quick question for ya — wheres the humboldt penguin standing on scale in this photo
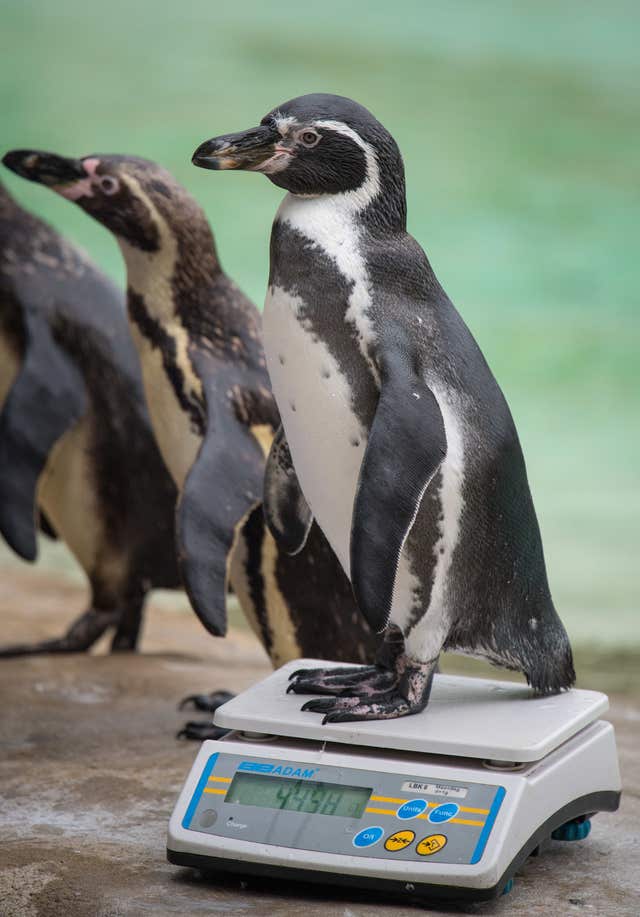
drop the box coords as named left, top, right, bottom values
left=193, top=93, right=575, bottom=722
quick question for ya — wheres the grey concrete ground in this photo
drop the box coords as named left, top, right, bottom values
left=0, top=569, right=638, bottom=916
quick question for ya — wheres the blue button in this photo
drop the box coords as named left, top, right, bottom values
left=352, top=826, right=384, bottom=848
left=396, top=799, right=428, bottom=820
left=429, top=803, right=459, bottom=824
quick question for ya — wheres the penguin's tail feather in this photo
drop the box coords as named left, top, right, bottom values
left=502, top=608, right=576, bottom=695
left=446, top=600, right=576, bottom=695
left=525, top=636, right=576, bottom=695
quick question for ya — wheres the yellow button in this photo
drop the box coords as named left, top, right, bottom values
left=384, top=829, right=416, bottom=852
left=416, top=834, right=447, bottom=856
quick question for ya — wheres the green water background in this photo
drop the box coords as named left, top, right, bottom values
left=1, top=0, right=638, bottom=648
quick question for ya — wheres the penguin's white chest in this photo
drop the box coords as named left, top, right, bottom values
left=263, top=286, right=366, bottom=576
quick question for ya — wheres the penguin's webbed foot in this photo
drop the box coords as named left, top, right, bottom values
left=176, top=689, right=235, bottom=741
left=176, top=722, right=230, bottom=741
left=178, top=689, right=235, bottom=713
left=299, top=657, right=436, bottom=723
left=287, top=625, right=406, bottom=698
left=0, top=608, right=121, bottom=658
left=302, top=692, right=414, bottom=722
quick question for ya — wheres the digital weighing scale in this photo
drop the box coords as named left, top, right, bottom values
left=167, top=661, right=621, bottom=902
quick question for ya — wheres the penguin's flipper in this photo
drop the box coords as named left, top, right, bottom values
left=350, top=339, right=447, bottom=633
left=176, top=403, right=264, bottom=639
left=0, top=313, right=86, bottom=561
left=264, top=424, right=313, bottom=554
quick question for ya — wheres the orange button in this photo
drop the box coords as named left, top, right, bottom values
left=416, top=834, right=447, bottom=856
left=384, top=829, right=415, bottom=852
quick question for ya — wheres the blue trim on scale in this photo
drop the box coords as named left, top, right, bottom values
left=470, top=786, right=506, bottom=865
left=182, top=753, right=219, bottom=829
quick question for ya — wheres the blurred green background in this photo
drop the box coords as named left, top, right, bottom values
left=1, top=0, right=638, bottom=650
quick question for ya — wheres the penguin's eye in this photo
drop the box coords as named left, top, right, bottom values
left=299, top=130, right=320, bottom=148
left=99, top=176, right=120, bottom=195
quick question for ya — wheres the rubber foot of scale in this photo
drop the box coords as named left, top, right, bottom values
left=551, top=818, right=592, bottom=842
left=501, top=877, right=514, bottom=896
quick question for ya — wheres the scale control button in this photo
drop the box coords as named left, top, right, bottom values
left=428, top=803, right=459, bottom=824
left=353, top=826, right=384, bottom=848
left=198, top=809, right=218, bottom=828
left=384, top=829, right=415, bottom=852
left=396, top=799, right=428, bottom=820
left=417, top=834, right=448, bottom=856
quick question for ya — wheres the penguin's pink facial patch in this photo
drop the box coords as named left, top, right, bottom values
left=55, top=157, right=102, bottom=200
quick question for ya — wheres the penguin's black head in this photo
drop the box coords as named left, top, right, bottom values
left=193, top=94, right=405, bottom=218
left=2, top=150, right=199, bottom=253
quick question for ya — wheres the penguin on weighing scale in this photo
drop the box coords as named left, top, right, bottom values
left=192, top=93, right=575, bottom=722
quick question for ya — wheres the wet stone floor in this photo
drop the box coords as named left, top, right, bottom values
left=0, top=569, right=638, bottom=916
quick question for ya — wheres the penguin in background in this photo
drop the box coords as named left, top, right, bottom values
left=3, top=151, right=378, bottom=716
left=192, top=93, right=575, bottom=723
left=0, top=178, right=181, bottom=655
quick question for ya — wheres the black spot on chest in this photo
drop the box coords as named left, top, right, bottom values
left=269, top=221, right=377, bottom=427
left=127, top=289, right=205, bottom=435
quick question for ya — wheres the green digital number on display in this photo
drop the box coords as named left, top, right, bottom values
left=225, top=773, right=372, bottom=818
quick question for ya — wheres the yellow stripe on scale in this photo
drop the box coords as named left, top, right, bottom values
left=365, top=806, right=485, bottom=827
left=203, top=787, right=227, bottom=795
left=416, top=813, right=485, bottom=827
left=208, top=775, right=231, bottom=783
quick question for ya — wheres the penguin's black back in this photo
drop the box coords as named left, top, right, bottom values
left=368, top=232, right=573, bottom=691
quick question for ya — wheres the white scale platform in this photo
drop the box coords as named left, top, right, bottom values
left=214, top=660, right=610, bottom=763
left=168, top=661, right=621, bottom=903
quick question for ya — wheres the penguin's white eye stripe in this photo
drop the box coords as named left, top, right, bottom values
left=274, top=114, right=298, bottom=136
left=311, top=119, right=381, bottom=208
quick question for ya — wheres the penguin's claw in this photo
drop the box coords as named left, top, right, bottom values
left=176, top=721, right=230, bottom=741
left=178, top=689, right=235, bottom=713
left=300, top=697, right=338, bottom=713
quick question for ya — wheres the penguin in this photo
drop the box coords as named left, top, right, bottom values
left=3, top=151, right=379, bottom=684
left=0, top=177, right=180, bottom=655
left=192, top=93, right=576, bottom=722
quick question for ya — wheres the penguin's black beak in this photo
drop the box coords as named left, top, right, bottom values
left=192, top=124, right=280, bottom=172
left=3, top=149, right=86, bottom=187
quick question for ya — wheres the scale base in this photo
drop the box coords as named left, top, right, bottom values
left=168, top=666, right=621, bottom=904
left=168, top=794, right=612, bottom=903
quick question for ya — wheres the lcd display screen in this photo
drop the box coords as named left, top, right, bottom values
left=225, top=772, right=372, bottom=818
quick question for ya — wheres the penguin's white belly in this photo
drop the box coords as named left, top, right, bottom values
left=37, top=415, right=107, bottom=576
left=263, top=286, right=366, bottom=576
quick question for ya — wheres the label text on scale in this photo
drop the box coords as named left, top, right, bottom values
left=401, top=781, right=468, bottom=799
